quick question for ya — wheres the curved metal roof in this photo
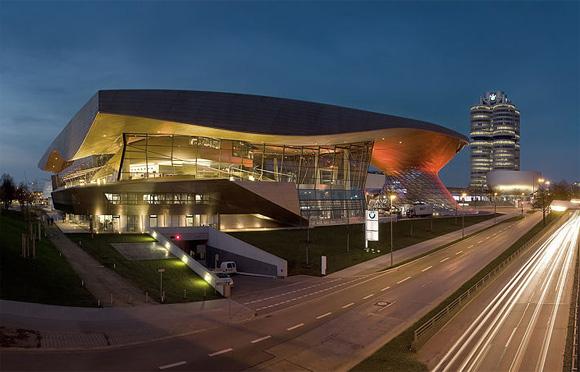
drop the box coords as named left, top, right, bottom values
left=38, top=90, right=468, bottom=172
left=97, top=90, right=466, bottom=138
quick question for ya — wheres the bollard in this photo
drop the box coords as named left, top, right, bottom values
left=81, top=280, right=84, bottom=287
left=113, top=263, right=116, bottom=269
left=145, top=291, right=149, bottom=303
left=97, top=299, right=101, bottom=307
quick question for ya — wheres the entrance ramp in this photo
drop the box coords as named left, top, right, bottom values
left=153, top=227, right=288, bottom=279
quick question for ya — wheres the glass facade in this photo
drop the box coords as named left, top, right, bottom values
left=55, top=133, right=373, bottom=223
left=470, top=91, right=520, bottom=191
left=368, top=168, right=456, bottom=212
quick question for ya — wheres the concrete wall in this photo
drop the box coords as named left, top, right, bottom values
left=150, top=228, right=225, bottom=296
left=155, top=226, right=287, bottom=278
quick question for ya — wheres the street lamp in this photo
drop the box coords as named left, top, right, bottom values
left=461, top=193, right=466, bottom=238
left=158, top=268, right=165, bottom=303
left=389, top=194, right=396, bottom=267
left=493, top=192, right=498, bottom=225
left=521, top=192, right=525, bottom=216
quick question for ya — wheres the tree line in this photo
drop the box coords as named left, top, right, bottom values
left=0, top=173, right=35, bottom=210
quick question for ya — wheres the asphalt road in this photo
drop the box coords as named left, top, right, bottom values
left=425, top=211, right=579, bottom=372
left=1, top=213, right=542, bottom=371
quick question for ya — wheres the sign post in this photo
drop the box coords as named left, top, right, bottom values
left=365, top=210, right=379, bottom=251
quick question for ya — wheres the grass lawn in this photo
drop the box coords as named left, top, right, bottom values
left=0, top=210, right=96, bottom=307
left=352, top=211, right=558, bottom=371
left=231, top=214, right=498, bottom=276
left=67, top=233, right=221, bottom=303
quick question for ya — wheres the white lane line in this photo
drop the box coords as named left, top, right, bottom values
left=397, top=276, right=411, bottom=284
left=485, top=236, right=490, bottom=240
left=421, top=266, right=433, bottom=272
left=159, top=361, right=187, bottom=370
left=287, top=323, right=304, bottom=331
left=380, top=286, right=391, bottom=292
left=468, top=244, right=474, bottom=249
left=363, top=294, right=374, bottom=300
left=377, top=300, right=397, bottom=312
left=342, top=302, right=355, bottom=309
left=208, top=348, right=233, bottom=357
left=251, top=335, right=271, bottom=344
left=440, top=257, right=450, bottom=263
left=456, top=250, right=463, bottom=255
left=316, top=312, right=332, bottom=319
left=505, top=327, right=518, bottom=348
left=477, top=240, right=484, bottom=244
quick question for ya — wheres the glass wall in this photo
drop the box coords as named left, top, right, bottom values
left=115, top=134, right=372, bottom=222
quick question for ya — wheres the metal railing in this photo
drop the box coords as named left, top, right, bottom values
left=571, top=235, right=580, bottom=372
left=412, top=217, right=557, bottom=349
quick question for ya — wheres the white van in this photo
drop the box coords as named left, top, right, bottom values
left=219, top=261, right=237, bottom=274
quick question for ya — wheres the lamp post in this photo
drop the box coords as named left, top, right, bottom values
left=461, top=193, right=466, bottom=238
left=521, top=192, right=525, bottom=216
left=494, top=192, right=498, bottom=225
left=389, top=194, right=396, bottom=267
left=158, top=268, right=165, bottom=303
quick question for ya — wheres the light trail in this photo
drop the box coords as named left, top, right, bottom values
left=433, top=212, right=580, bottom=372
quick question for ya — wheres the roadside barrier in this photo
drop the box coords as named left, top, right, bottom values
left=571, top=235, right=580, bottom=372
left=412, top=214, right=560, bottom=349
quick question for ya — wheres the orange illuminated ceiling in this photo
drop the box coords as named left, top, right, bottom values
left=40, top=113, right=466, bottom=174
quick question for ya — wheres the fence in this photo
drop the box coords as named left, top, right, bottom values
left=412, top=216, right=558, bottom=349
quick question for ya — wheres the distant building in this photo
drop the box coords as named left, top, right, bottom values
left=486, top=170, right=541, bottom=195
left=469, top=91, right=520, bottom=191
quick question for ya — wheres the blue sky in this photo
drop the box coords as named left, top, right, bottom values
left=0, top=1, right=578, bottom=186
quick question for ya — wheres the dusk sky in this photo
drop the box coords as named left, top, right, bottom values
left=0, top=1, right=578, bottom=187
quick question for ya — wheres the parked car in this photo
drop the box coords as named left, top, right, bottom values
left=217, top=261, right=237, bottom=274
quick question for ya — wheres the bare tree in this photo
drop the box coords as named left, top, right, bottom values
left=0, top=173, right=16, bottom=210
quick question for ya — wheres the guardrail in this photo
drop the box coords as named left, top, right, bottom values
left=571, top=235, right=580, bottom=372
left=412, top=216, right=557, bottom=349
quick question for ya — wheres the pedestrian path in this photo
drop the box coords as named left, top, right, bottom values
left=48, top=225, right=151, bottom=306
left=0, top=298, right=253, bottom=350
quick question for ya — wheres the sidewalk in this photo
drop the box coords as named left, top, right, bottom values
left=329, top=212, right=517, bottom=278
left=48, top=224, right=151, bottom=306
left=0, top=298, right=254, bottom=350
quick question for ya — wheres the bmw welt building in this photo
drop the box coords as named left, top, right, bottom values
left=39, top=90, right=467, bottom=232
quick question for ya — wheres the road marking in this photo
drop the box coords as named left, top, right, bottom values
left=421, top=266, right=432, bottom=272
left=380, top=286, right=391, bottom=292
left=287, top=323, right=304, bottom=331
left=159, top=361, right=187, bottom=370
left=440, top=257, right=449, bottom=263
left=251, top=335, right=271, bottom=344
left=363, top=294, right=374, bottom=300
left=377, top=300, right=397, bottom=312
left=468, top=244, right=474, bottom=249
left=342, top=302, right=355, bottom=309
left=455, top=250, right=463, bottom=255
left=505, top=327, right=518, bottom=348
left=477, top=240, right=483, bottom=244
left=485, top=236, right=490, bottom=240
left=316, top=312, right=332, bottom=319
left=208, top=348, right=233, bottom=357
left=397, top=276, right=411, bottom=284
